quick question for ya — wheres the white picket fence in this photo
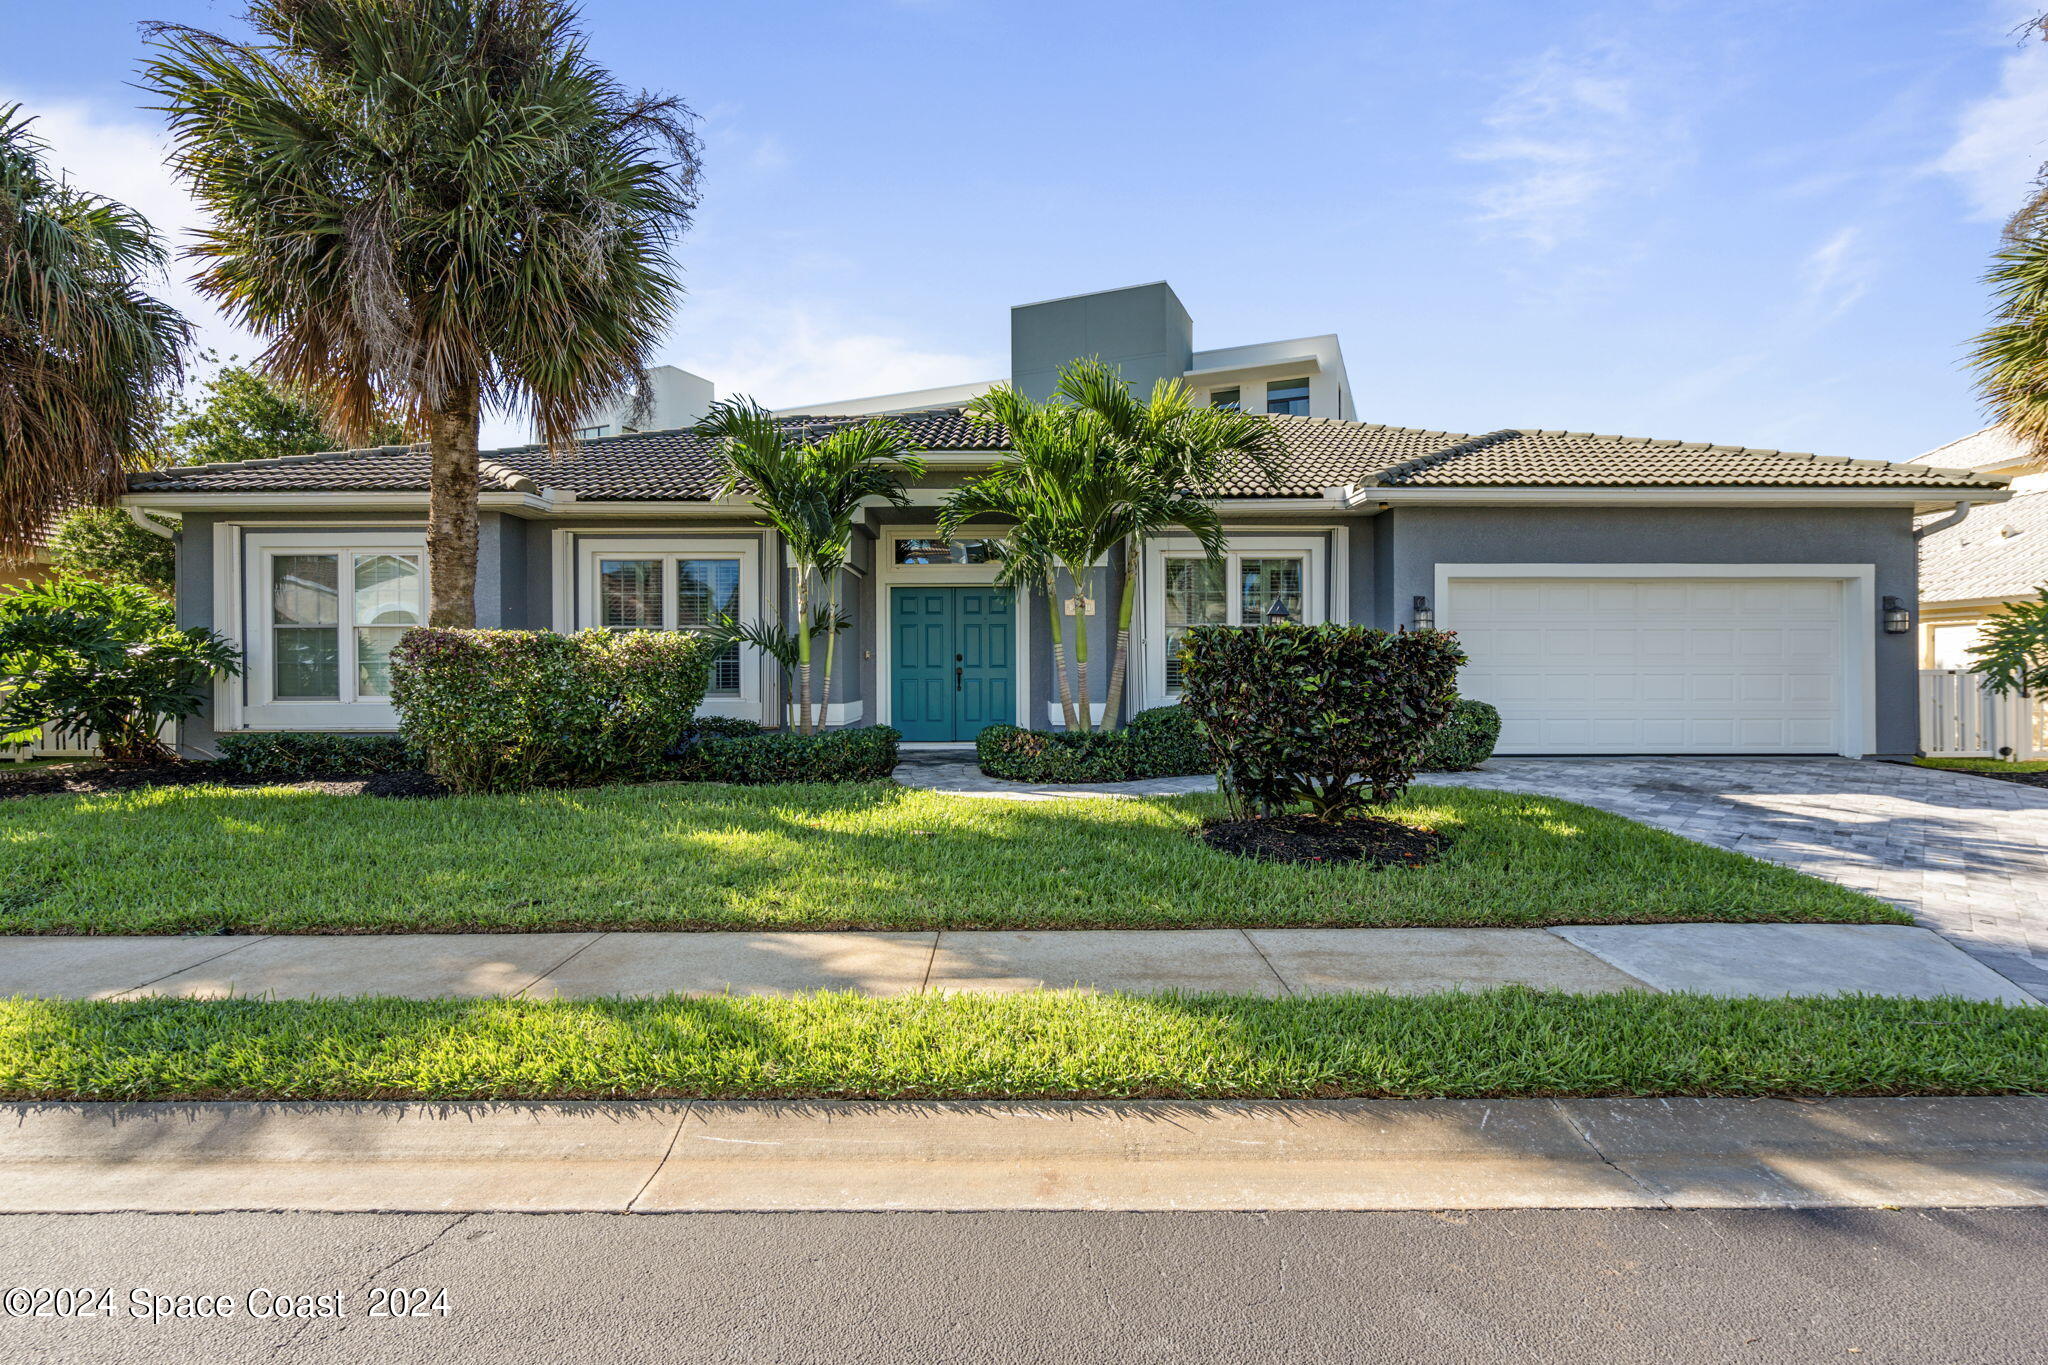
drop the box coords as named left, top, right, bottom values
left=1, top=730, right=100, bottom=761
left=1919, top=669, right=2045, bottom=760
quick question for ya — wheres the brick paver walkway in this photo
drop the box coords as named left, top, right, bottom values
left=1421, top=759, right=2048, bottom=1001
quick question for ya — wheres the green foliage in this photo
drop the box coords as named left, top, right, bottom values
left=974, top=707, right=1214, bottom=783
left=149, top=362, right=403, bottom=467
left=45, top=508, right=179, bottom=595
left=388, top=627, right=711, bottom=793
left=1969, top=590, right=2048, bottom=697
left=0, top=574, right=239, bottom=762
left=681, top=717, right=766, bottom=741
left=1179, top=623, right=1466, bottom=820
left=1417, top=698, right=1502, bottom=773
left=216, top=731, right=412, bottom=779
left=670, top=725, right=900, bottom=785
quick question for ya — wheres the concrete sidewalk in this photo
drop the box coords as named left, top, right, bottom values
left=1, top=922, right=2036, bottom=1003
left=5, top=1097, right=2047, bottom=1212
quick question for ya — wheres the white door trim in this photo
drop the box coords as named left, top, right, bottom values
left=1432, top=562, right=1878, bottom=759
left=873, top=526, right=1032, bottom=731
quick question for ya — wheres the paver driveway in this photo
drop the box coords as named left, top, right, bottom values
left=1420, top=759, right=2048, bottom=1002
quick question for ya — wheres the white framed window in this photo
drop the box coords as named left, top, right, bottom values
left=242, top=530, right=426, bottom=729
left=575, top=537, right=760, bottom=715
left=1142, top=534, right=1326, bottom=707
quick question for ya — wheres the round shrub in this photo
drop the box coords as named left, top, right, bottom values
left=670, top=725, right=899, bottom=784
left=1125, top=705, right=1211, bottom=778
left=1418, top=698, right=1501, bottom=772
left=976, top=725, right=1133, bottom=783
left=218, top=732, right=413, bottom=778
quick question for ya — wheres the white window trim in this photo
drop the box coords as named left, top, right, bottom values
left=240, top=529, right=427, bottom=731
left=571, top=535, right=763, bottom=721
left=873, top=526, right=1033, bottom=730
left=1432, top=562, right=1879, bottom=760
left=1139, top=533, right=1330, bottom=711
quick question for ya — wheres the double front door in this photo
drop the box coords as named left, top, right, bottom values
left=891, top=587, right=1016, bottom=741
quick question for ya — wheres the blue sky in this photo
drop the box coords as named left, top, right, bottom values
left=6, top=0, right=2047, bottom=458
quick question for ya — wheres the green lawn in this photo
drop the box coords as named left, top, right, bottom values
left=1916, top=757, right=2048, bottom=774
left=1, top=989, right=2038, bottom=1101
left=0, top=780, right=1900, bottom=934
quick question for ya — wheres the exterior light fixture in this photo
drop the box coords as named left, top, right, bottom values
left=1412, top=596, right=1434, bottom=631
left=1266, top=595, right=1294, bottom=625
left=1882, top=596, right=1911, bottom=635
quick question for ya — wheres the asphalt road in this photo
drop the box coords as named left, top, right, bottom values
left=2, top=1208, right=2045, bottom=1363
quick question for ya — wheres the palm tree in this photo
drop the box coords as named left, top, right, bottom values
left=701, top=401, right=925, bottom=734
left=1970, top=235, right=2048, bottom=456
left=0, top=106, right=188, bottom=559
left=143, top=0, right=701, bottom=626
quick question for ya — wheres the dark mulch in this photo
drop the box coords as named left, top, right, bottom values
left=0, top=760, right=446, bottom=802
left=1947, top=768, right=2048, bottom=791
left=1195, top=812, right=1450, bottom=867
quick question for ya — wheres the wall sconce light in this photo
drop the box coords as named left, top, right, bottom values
left=1266, top=595, right=1294, bottom=625
left=1882, top=596, right=1911, bottom=635
left=1412, top=595, right=1434, bottom=631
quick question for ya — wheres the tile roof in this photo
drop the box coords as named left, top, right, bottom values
left=1919, top=488, right=2048, bottom=604
left=128, top=410, right=2006, bottom=501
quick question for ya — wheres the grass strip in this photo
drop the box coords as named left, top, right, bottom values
left=0, top=783, right=1901, bottom=934
left=1915, top=757, right=2048, bottom=775
left=1, top=988, right=2039, bottom=1102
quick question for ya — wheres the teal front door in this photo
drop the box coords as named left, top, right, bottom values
left=891, top=586, right=1016, bottom=741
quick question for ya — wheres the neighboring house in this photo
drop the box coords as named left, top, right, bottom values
left=557, top=364, right=717, bottom=441
left=1910, top=426, right=2048, bottom=667
left=125, top=280, right=2005, bottom=760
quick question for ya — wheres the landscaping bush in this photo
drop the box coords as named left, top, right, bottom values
left=388, top=628, right=712, bottom=793
left=977, top=706, right=1214, bottom=783
left=670, top=725, right=899, bottom=784
left=1418, top=698, right=1501, bottom=772
left=0, top=575, right=240, bottom=763
left=217, top=732, right=414, bottom=779
left=679, top=716, right=765, bottom=741
left=1178, top=623, right=1465, bottom=820
left=1126, top=704, right=1211, bottom=778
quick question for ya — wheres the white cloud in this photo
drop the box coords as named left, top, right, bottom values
left=1463, top=44, right=1674, bottom=252
left=1795, top=225, right=1874, bottom=326
left=679, top=300, right=993, bottom=408
left=1936, top=32, right=2048, bottom=220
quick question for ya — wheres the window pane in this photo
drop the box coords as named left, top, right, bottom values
left=1210, top=388, right=1240, bottom=411
left=355, top=627, right=409, bottom=697
left=708, top=643, right=742, bottom=695
left=895, top=537, right=993, bottom=565
left=676, top=559, right=741, bottom=628
left=275, top=627, right=340, bottom=699
left=353, top=554, right=421, bottom=626
left=599, top=559, right=663, bottom=629
left=1241, top=558, right=1304, bottom=625
left=272, top=555, right=339, bottom=626
left=1163, top=558, right=1226, bottom=690
left=1265, top=378, right=1311, bottom=416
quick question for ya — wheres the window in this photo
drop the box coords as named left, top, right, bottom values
left=1146, top=536, right=1325, bottom=703
left=895, top=537, right=994, bottom=566
left=1266, top=378, right=1311, bottom=416
left=592, top=555, right=742, bottom=694
left=245, top=533, right=426, bottom=724
left=573, top=424, right=610, bottom=440
left=1210, top=387, right=1240, bottom=411
left=1162, top=559, right=1225, bottom=690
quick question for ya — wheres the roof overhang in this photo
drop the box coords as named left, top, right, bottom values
left=1183, top=355, right=1322, bottom=383
left=1341, top=484, right=2012, bottom=514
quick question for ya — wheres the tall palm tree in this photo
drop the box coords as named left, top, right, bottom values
left=701, top=400, right=925, bottom=734
left=143, top=0, right=701, bottom=626
left=0, top=106, right=188, bottom=559
left=1972, top=235, right=2048, bottom=456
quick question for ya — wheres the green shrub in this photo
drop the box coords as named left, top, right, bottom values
left=217, top=732, right=414, bottom=778
left=1418, top=698, right=1501, bottom=772
left=1126, top=704, right=1211, bottom=778
left=976, top=725, right=1131, bottom=782
left=46, top=508, right=180, bottom=596
left=681, top=716, right=765, bottom=741
left=0, top=575, right=240, bottom=763
left=670, top=725, right=899, bottom=784
left=388, top=628, right=711, bottom=793
left=1179, top=623, right=1465, bottom=820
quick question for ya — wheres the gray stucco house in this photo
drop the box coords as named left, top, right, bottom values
left=125, top=282, right=2006, bottom=760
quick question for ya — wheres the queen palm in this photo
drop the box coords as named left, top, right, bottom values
left=701, top=400, right=924, bottom=734
left=143, top=0, right=701, bottom=625
left=0, top=106, right=188, bottom=558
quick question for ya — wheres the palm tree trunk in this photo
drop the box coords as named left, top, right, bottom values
left=815, top=573, right=836, bottom=732
left=794, top=572, right=814, bottom=736
left=1100, top=544, right=1136, bottom=732
left=1046, top=574, right=1077, bottom=731
left=425, top=378, right=481, bottom=628
left=1071, top=571, right=1093, bottom=733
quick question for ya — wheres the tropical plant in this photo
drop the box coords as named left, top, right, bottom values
left=0, top=575, right=239, bottom=763
left=144, top=0, right=701, bottom=626
left=150, top=358, right=406, bottom=468
left=700, top=401, right=925, bottom=733
left=1969, top=237, right=2048, bottom=455
left=46, top=507, right=179, bottom=595
left=0, top=105, right=188, bottom=559
left=1969, top=589, right=2048, bottom=698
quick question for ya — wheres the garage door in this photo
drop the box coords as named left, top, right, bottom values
left=1446, top=576, right=1846, bottom=755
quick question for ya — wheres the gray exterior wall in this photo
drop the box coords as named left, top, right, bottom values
left=1011, top=282, right=1193, bottom=401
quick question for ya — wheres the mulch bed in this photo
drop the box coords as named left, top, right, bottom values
left=1938, top=767, right=2048, bottom=791
left=1195, top=812, right=1450, bottom=867
left=0, top=761, right=447, bottom=802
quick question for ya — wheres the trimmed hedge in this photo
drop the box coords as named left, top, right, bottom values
left=1179, top=623, right=1465, bottom=819
left=1419, top=698, right=1501, bottom=772
left=217, top=732, right=413, bottom=779
left=976, top=706, right=1215, bottom=783
left=670, top=725, right=900, bottom=785
left=389, top=628, right=713, bottom=793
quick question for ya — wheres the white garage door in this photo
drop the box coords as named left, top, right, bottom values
left=1447, top=576, right=1846, bottom=755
